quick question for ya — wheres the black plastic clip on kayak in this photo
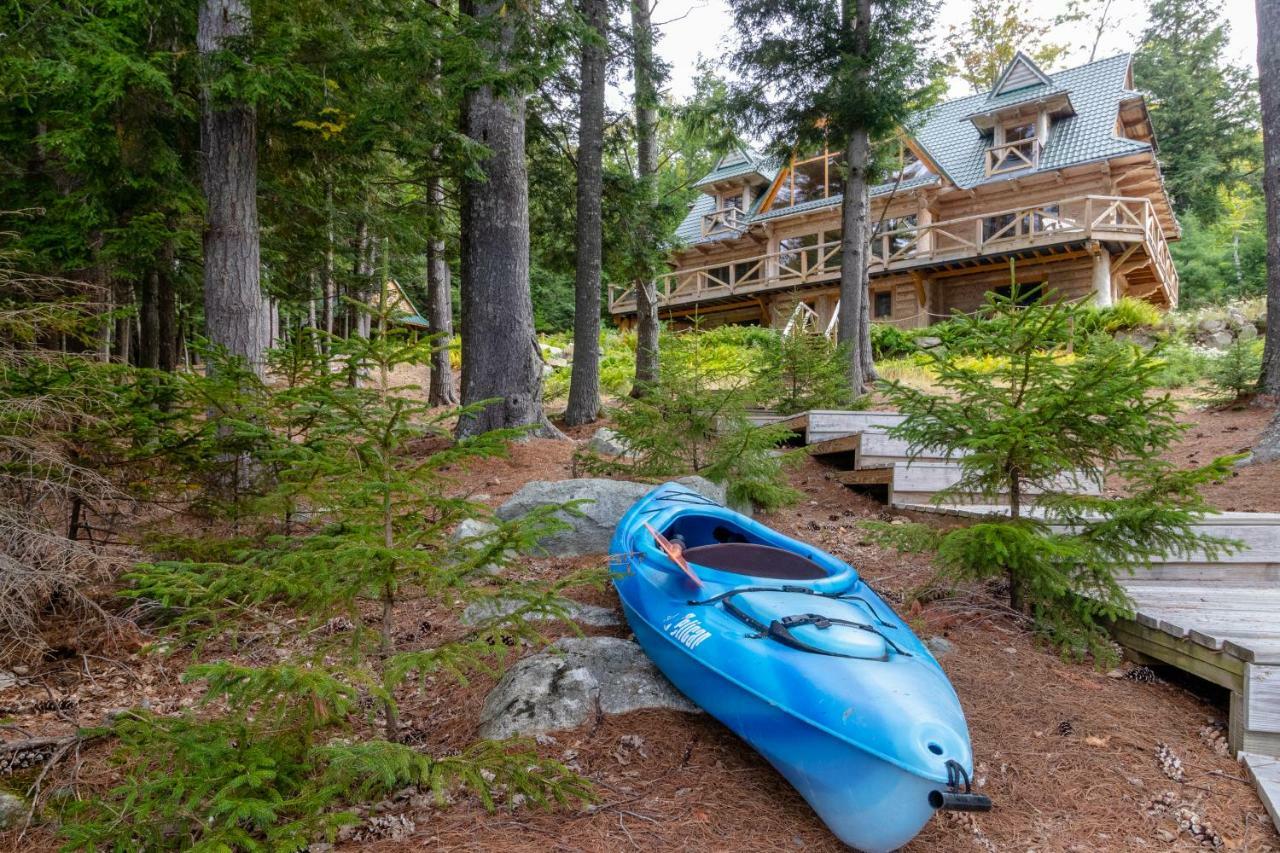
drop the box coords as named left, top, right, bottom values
left=929, top=759, right=993, bottom=812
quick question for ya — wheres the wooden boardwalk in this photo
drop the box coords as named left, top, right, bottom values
left=754, top=409, right=1280, bottom=827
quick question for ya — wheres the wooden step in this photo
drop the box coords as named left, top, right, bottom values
left=1242, top=753, right=1280, bottom=832
left=805, top=433, right=861, bottom=468
left=845, top=462, right=1099, bottom=506
left=805, top=410, right=905, bottom=443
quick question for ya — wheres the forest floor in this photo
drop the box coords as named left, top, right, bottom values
left=2, top=398, right=1279, bottom=852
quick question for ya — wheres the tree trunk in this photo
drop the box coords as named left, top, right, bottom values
left=1259, top=0, right=1280, bottom=395
left=838, top=129, right=872, bottom=392
left=456, top=0, right=559, bottom=439
left=157, top=239, right=177, bottom=371
left=836, top=0, right=875, bottom=394
left=630, top=0, right=660, bottom=394
left=565, top=0, right=607, bottom=426
left=426, top=174, right=458, bottom=406
left=139, top=269, right=161, bottom=369
left=113, top=279, right=133, bottom=365
left=323, top=182, right=336, bottom=351
left=198, top=0, right=269, bottom=375
left=1252, top=404, right=1280, bottom=463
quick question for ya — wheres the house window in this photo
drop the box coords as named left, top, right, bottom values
left=721, top=193, right=743, bottom=211
left=703, top=265, right=732, bottom=288
left=1003, top=122, right=1035, bottom=143
left=882, top=141, right=932, bottom=184
left=733, top=260, right=760, bottom=286
left=874, top=291, right=893, bottom=319
left=779, top=232, right=822, bottom=275
left=983, top=212, right=1026, bottom=242
left=769, top=148, right=843, bottom=210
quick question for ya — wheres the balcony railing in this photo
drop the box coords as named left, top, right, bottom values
left=701, top=206, right=746, bottom=235
left=985, top=138, right=1040, bottom=176
left=608, top=195, right=1179, bottom=313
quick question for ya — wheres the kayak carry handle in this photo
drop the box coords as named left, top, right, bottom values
left=930, top=759, right=992, bottom=812
left=928, top=790, right=993, bottom=812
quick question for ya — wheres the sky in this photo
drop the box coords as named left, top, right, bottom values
left=646, top=0, right=1261, bottom=101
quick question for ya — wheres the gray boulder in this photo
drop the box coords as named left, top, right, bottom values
left=924, top=636, right=955, bottom=658
left=478, top=636, right=699, bottom=739
left=1237, top=322, right=1258, bottom=341
left=1206, top=330, right=1235, bottom=350
left=585, top=427, right=631, bottom=458
left=1198, top=317, right=1227, bottom=334
left=449, top=518, right=510, bottom=575
left=0, top=792, right=26, bottom=830
left=914, top=336, right=944, bottom=349
left=495, top=475, right=740, bottom=557
left=460, top=596, right=620, bottom=628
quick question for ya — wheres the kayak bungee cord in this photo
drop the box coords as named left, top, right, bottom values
left=687, top=584, right=898, bottom=629
left=715, top=594, right=913, bottom=660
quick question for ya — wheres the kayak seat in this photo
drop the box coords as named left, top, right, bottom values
left=683, top=542, right=827, bottom=581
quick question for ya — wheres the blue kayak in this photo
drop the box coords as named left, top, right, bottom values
left=609, top=482, right=989, bottom=852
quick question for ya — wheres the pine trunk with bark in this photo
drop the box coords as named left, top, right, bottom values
left=1259, top=0, right=1280, bottom=395
left=426, top=174, right=458, bottom=406
left=456, top=0, right=558, bottom=439
left=157, top=239, right=177, bottom=371
left=198, top=0, right=269, bottom=375
left=565, top=0, right=607, bottom=426
left=630, top=0, right=660, bottom=394
left=1253, top=405, right=1280, bottom=463
left=836, top=0, right=877, bottom=393
left=139, top=269, right=161, bottom=369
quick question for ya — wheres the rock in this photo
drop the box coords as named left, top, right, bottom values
left=1115, top=330, right=1156, bottom=349
left=1198, top=317, right=1226, bottom=334
left=460, top=596, right=620, bottom=628
left=1226, top=309, right=1249, bottom=329
left=0, top=792, right=26, bottom=830
left=478, top=637, right=699, bottom=739
left=449, top=518, right=511, bottom=575
left=495, top=476, right=741, bottom=557
left=924, top=636, right=954, bottom=657
left=0, top=671, right=16, bottom=690
left=1206, top=330, right=1235, bottom=351
left=1236, top=322, right=1258, bottom=341
left=585, top=427, right=631, bottom=458
left=914, top=336, right=943, bottom=349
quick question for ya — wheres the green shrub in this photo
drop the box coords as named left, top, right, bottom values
left=754, top=331, right=863, bottom=415
left=581, top=330, right=799, bottom=510
left=871, top=323, right=918, bottom=360
left=1149, top=342, right=1213, bottom=389
left=1205, top=338, right=1263, bottom=402
left=1089, top=297, right=1164, bottom=333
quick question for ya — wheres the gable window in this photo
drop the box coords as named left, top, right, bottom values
left=721, top=193, right=743, bottom=211
left=873, top=291, right=893, bottom=319
left=881, top=140, right=932, bottom=185
left=1003, top=122, right=1035, bottom=142
left=767, top=148, right=843, bottom=211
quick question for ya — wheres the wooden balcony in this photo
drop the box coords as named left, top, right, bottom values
left=985, top=138, right=1040, bottom=176
left=608, top=195, right=1180, bottom=315
left=701, top=206, right=746, bottom=236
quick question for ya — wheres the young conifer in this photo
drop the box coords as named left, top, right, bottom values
left=870, top=282, right=1239, bottom=661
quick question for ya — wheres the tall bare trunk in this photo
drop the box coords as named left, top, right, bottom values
left=426, top=173, right=458, bottom=406
left=630, top=0, right=660, bottom=394
left=157, top=239, right=177, bottom=371
left=456, top=0, right=558, bottom=439
left=1259, top=0, right=1280, bottom=395
left=139, top=269, right=161, bottom=369
left=323, top=183, right=336, bottom=351
left=565, top=0, right=607, bottom=426
left=198, top=0, right=268, bottom=375
left=836, top=0, right=875, bottom=393
left=113, top=279, right=133, bottom=365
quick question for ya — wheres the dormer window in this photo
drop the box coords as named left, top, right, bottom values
left=721, top=193, right=743, bottom=212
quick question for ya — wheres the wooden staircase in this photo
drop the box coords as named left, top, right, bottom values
left=765, top=409, right=1100, bottom=506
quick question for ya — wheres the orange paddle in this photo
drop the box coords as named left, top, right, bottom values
left=643, top=522, right=703, bottom=588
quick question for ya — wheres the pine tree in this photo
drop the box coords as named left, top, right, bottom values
left=1258, top=0, right=1280, bottom=394
left=873, top=286, right=1239, bottom=660
left=1135, top=0, right=1260, bottom=224
left=726, top=0, right=940, bottom=395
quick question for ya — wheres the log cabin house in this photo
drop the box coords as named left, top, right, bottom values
left=608, top=52, right=1179, bottom=332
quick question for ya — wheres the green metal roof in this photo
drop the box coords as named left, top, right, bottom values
left=692, top=146, right=779, bottom=188
left=671, top=53, right=1152, bottom=249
